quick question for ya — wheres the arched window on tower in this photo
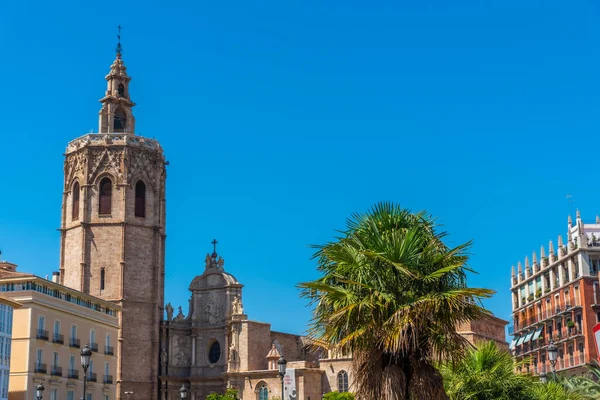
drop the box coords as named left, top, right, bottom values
left=337, top=370, right=349, bottom=392
left=113, top=108, right=126, bottom=132
left=117, top=83, right=125, bottom=97
left=135, top=181, right=146, bottom=218
left=99, top=178, right=112, bottom=215
left=72, top=182, right=80, bottom=220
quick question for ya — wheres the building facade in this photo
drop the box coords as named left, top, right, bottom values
left=510, top=211, right=600, bottom=377
left=456, top=315, right=509, bottom=351
left=159, top=251, right=351, bottom=400
left=0, top=262, right=119, bottom=400
left=0, top=267, right=21, bottom=400
left=58, top=47, right=166, bottom=399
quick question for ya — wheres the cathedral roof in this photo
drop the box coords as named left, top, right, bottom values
left=188, top=252, right=241, bottom=291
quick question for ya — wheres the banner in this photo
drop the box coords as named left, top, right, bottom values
left=283, top=368, right=297, bottom=400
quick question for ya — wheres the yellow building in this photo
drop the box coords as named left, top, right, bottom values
left=0, top=262, right=120, bottom=400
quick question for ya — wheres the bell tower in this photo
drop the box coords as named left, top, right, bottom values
left=59, top=36, right=165, bottom=400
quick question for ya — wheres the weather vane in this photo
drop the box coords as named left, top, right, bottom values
left=116, top=25, right=123, bottom=55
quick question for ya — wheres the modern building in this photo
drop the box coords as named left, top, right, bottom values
left=0, top=262, right=119, bottom=400
left=510, top=211, right=600, bottom=377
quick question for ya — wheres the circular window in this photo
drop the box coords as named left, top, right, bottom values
left=209, top=341, right=221, bottom=364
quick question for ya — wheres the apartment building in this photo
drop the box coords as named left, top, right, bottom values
left=0, top=274, right=22, bottom=400
left=510, top=211, right=600, bottom=377
left=0, top=262, right=119, bottom=400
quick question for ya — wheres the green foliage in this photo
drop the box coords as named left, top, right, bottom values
left=205, top=389, right=238, bottom=400
left=441, top=340, right=535, bottom=400
left=323, top=392, right=355, bottom=400
left=298, top=202, right=494, bottom=400
left=527, top=381, right=586, bottom=400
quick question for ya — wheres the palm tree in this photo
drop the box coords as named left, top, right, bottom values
left=440, top=340, right=535, bottom=400
left=299, top=202, right=494, bottom=400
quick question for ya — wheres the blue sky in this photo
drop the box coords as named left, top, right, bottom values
left=1, top=0, right=600, bottom=335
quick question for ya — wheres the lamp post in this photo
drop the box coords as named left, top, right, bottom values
left=124, top=391, right=134, bottom=400
left=278, top=355, right=287, bottom=400
left=35, top=382, right=45, bottom=400
left=179, top=384, right=188, bottom=399
left=539, top=371, right=547, bottom=384
left=80, top=343, right=92, bottom=400
left=547, top=342, right=558, bottom=381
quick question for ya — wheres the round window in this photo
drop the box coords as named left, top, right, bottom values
left=209, top=341, right=221, bottom=364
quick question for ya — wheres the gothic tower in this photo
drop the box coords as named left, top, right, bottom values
left=59, top=45, right=166, bottom=400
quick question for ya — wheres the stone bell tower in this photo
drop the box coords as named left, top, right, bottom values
left=59, top=38, right=166, bottom=400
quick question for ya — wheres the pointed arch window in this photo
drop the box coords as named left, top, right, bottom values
left=337, top=370, right=349, bottom=392
left=72, top=182, right=80, bottom=220
left=135, top=181, right=146, bottom=218
left=258, top=386, right=269, bottom=400
left=114, top=108, right=126, bottom=132
left=99, top=178, right=112, bottom=215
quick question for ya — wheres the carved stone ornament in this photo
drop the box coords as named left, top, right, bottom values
left=165, top=303, right=174, bottom=322
left=231, top=295, right=244, bottom=315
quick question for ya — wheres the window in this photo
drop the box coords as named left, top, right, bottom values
left=209, top=341, right=221, bottom=364
left=337, top=370, right=349, bottom=392
left=71, top=325, right=77, bottom=340
left=54, top=320, right=61, bottom=336
left=86, top=394, right=92, bottom=400
left=67, top=392, right=75, bottom=400
left=106, top=334, right=111, bottom=348
left=38, top=315, right=45, bottom=330
left=259, top=386, right=269, bottom=400
left=99, top=178, right=112, bottom=215
left=100, top=268, right=105, bottom=291
left=90, top=329, right=96, bottom=345
left=72, top=181, right=80, bottom=220
left=104, top=362, right=109, bottom=376
left=114, top=108, right=126, bottom=131
left=135, top=181, right=146, bottom=218
left=36, top=349, right=43, bottom=365
left=52, top=351, right=59, bottom=368
left=69, top=355, right=75, bottom=371
left=50, top=388, right=58, bottom=400
left=117, top=83, right=125, bottom=97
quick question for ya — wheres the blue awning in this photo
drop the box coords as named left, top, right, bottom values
left=522, top=330, right=535, bottom=344
left=516, top=335, right=525, bottom=346
left=532, top=326, right=544, bottom=342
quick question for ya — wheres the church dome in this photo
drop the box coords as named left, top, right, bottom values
left=188, top=253, right=241, bottom=291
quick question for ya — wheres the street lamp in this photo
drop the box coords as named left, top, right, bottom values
left=547, top=341, right=558, bottom=381
left=81, top=343, right=93, bottom=400
left=539, top=371, right=547, bottom=384
left=179, top=384, right=188, bottom=399
left=278, top=355, right=287, bottom=399
left=124, top=391, right=134, bottom=400
left=35, top=382, right=45, bottom=400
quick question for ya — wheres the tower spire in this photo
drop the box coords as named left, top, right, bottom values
left=116, top=25, right=123, bottom=58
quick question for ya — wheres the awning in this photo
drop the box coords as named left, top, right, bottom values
left=510, top=336, right=519, bottom=350
left=516, top=335, right=525, bottom=346
left=522, top=330, right=535, bottom=344
left=531, top=325, right=544, bottom=342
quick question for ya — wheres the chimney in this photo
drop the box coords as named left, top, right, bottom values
left=51, top=271, right=60, bottom=283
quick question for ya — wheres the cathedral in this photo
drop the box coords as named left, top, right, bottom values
left=53, top=41, right=350, bottom=400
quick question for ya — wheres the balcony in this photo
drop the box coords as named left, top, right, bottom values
left=90, top=342, right=98, bottom=352
left=35, top=363, right=47, bottom=374
left=36, top=329, right=49, bottom=341
left=87, top=372, right=97, bottom=382
left=51, top=366, right=62, bottom=376
left=52, top=333, right=64, bottom=344
left=69, top=338, right=80, bottom=348
left=104, top=345, right=114, bottom=356
left=68, top=369, right=79, bottom=379
left=103, top=375, right=113, bottom=384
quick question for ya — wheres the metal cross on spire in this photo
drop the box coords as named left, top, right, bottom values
left=211, top=239, right=218, bottom=259
left=116, top=25, right=123, bottom=55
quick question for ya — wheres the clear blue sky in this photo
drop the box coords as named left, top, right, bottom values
left=1, top=0, right=600, bottom=335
